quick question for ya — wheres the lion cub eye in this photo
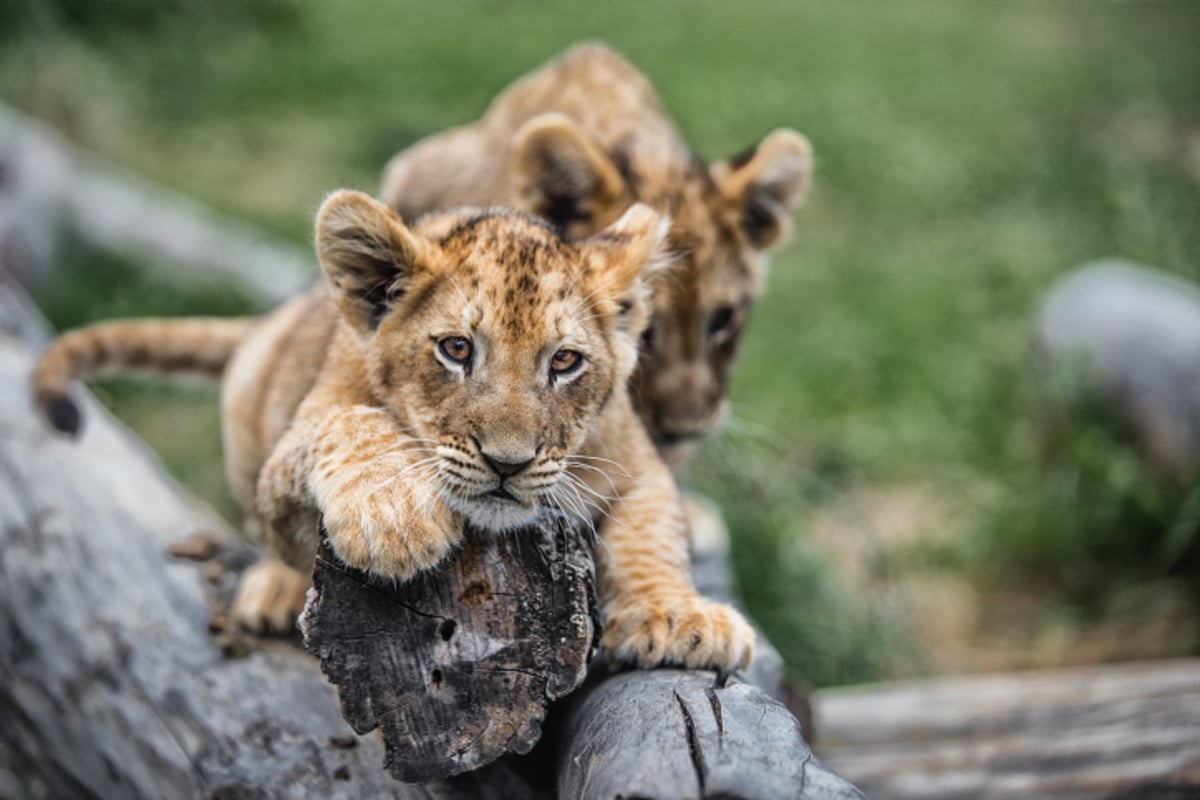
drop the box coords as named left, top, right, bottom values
left=550, top=349, right=584, bottom=377
left=639, top=324, right=656, bottom=351
left=438, top=336, right=473, bottom=365
left=707, top=305, right=737, bottom=343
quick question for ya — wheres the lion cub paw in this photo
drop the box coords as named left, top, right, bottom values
left=232, top=558, right=310, bottom=635
left=319, top=478, right=463, bottom=581
left=602, top=594, right=756, bottom=672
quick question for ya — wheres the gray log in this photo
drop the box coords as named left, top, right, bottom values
left=556, top=669, right=865, bottom=799
left=0, top=104, right=311, bottom=303
left=815, top=658, right=1200, bottom=799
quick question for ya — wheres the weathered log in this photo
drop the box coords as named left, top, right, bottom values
left=302, top=522, right=596, bottom=783
left=815, top=659, right=1200, bottom=799
left=556, top=669, right=865, bottom=799
left=687, top=503, right=814, bottom=734
left=0, top=104, right=311, bottom=303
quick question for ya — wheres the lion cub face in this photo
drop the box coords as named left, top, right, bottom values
left=315, top=191, right=666, bottom=533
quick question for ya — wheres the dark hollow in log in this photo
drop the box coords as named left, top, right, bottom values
left=302, top=521, right=597, bottom=784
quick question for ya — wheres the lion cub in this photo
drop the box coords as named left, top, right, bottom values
left=33, top=190, right=754, bottom=672
left=382, top=43, right=813, bottom=472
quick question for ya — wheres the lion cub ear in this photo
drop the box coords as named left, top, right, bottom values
left=511, top=113, right=631, bottom=237
left=586, top=202, right=672, bottom=310
left=315, top=190, right=434, bottom=340
left=711, top=129, right=813, bottom=250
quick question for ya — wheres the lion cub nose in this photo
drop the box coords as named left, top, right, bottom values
left=481, top=452, right=535, bottom=478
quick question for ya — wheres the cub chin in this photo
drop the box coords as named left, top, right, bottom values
left=34, top=189, right=755, bottom=672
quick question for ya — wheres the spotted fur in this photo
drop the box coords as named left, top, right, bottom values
left=381, top=42, right=813, bottom=471
left=32, top=190, right=755, bottom=672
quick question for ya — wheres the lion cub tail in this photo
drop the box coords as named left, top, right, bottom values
left=31, top=317, right=258, bottom=437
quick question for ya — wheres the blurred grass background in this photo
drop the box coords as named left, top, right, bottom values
left=4, top=0, right=1199, bottom=687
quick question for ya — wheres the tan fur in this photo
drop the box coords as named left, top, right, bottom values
left=32, top=191, right=754, bottom=672
left=30, top=317, right=259, bottom=437
left=381, top=43, right=813, bottom=471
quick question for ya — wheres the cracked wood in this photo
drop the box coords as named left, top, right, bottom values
left=301, top=521, right=596, bottom=784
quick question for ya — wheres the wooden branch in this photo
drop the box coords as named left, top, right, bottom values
left=815, top=659, right=1200, bottom=799
left=688, top=516, right=815, bottom=734
left=0, top=104, right=311, bottom=304
left=302, top=523, right=596, bottom=783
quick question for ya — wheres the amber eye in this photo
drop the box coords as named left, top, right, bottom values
left=550, top=349, right=584, bottom=376
left=438, top=336, right=473, bottom=365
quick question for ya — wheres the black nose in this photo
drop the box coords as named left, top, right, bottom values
left=482, top=453, right=534, bottom=478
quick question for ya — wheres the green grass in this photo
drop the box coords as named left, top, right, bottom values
left=6, top=0, right=1200, bottom=686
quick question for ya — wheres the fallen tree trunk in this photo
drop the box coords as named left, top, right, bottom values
left=0, top=278, right=856, bottom=797
left=0, top=104, right=311, bottom=304
left=815, top=659, right=1200, bottom=799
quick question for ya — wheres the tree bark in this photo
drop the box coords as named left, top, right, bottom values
left=815, top=659, right=1200, bottom=799
left=302, top=523, right=596, bottom=784
left=556, top=669, right=863, bottom=799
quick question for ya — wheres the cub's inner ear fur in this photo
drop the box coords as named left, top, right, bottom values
left=315, top=190, right=430, bottom=338
left=584, top=203, right=672, bottom=332
left=712, top=128, right=813, bottom=250
left=511, top=113, right=630, bottom=235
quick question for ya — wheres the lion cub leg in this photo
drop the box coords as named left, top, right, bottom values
left=593, top=462, right=756, bottom=673
left=230, top=433, right=317, bottom=634
left=234, top=400, right=465, bottom=633
left=231, top=557, right=311, bottom=635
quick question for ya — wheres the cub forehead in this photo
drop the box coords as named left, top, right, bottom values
left=425, top=208, right=572, bottom=258
left=659, top=191, right=758, bottom=308
left=422, top=210, right=592, bottom=337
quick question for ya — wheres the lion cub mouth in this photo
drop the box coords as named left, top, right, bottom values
left=486, top=486, right=519, bottom=502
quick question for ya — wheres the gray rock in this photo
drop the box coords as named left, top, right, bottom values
left=1036, top=259, right=1200, bottom=478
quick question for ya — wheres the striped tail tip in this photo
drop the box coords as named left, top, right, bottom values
left=37, top=390, right=83, bottom=438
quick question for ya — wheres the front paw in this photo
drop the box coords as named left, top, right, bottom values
left=320, top=479, right=463, bottom=580
left=232, top=558, right=311, bottom=635
left=601, top=593, right=756, bottom=672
